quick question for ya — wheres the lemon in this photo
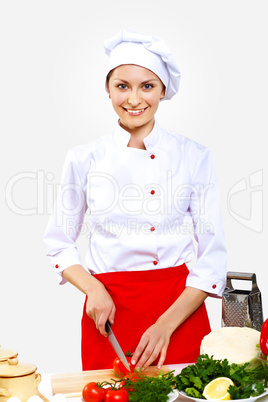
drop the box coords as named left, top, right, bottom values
left=203, top=377, right=234, bottom=400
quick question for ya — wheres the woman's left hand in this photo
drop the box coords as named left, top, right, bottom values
left=130, top=320, right=173, bottom=370
left=130, top=287, right=209, bottom=370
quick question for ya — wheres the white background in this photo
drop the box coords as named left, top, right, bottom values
left=1, top=0, right=267, bottom=374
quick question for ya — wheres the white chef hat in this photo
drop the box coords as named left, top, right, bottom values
left=104, top=29, right=181, bottom=100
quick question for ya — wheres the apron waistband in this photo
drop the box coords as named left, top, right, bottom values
left=93, top=263, right=189, bottom=285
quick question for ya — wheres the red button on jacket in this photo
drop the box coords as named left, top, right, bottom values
left=151, top=190, right=155, bottom=195
left=150, top=154, right=155, bottom=159
left=150, top=227, right=155, bottom=232
left=153, top=261, right=158, bottom=265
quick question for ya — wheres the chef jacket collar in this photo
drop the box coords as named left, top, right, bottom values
left=113, top=119, right=161, bottom=150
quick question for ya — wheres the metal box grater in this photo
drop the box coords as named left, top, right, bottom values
left=222, top=271, right=263, bottom=331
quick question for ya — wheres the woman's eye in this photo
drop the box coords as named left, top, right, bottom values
left=144, top=84, right=153, bottom=90
left=118, top=84, right=127, bottom=89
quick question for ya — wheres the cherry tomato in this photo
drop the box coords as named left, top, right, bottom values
left=82, top=381, right=106, bottom=402
left=104, top=389, right=129, bottom=402
left=113, top=353, right=135, bottom=377
left=260, top=318, right=268, bottom=356
left=104, top=386, right=112, bottom=395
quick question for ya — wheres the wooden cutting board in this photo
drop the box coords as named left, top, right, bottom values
left=51, top=365, right=171, bottom=396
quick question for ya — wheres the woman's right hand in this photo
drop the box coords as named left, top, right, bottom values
left=85, top=280, right=116, bottom=336
left=62, top=264, right=116, bottom=337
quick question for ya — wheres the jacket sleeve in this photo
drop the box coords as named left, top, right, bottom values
left=185, top=148, right=227, bottom=297
left=43, top=150, right=88, bottom=284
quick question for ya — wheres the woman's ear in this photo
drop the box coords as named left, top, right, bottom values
left=160, top=85, right=165, bottom=100
left=160, top=82, right=166, bottom=100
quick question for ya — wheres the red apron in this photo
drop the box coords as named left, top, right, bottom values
left=81, top=264, right=210, bottom=370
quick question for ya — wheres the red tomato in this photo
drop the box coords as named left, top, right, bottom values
left=113, top=355, right=135, bottom=377
left=82, top=381, right=106, bottom=402
left=260, top=318, right=268, bottom=356
left=104, top=387, right=112, bottom=395
left=104, top=389, right=129, bottom=402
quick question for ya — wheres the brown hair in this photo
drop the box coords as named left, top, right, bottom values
left=105, top=69, right=114, bottom=91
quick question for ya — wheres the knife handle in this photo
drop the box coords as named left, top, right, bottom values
left=105, top=320, right=111, bottom=334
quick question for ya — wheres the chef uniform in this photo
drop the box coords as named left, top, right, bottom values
left=44, top=30, right=227, bottom=370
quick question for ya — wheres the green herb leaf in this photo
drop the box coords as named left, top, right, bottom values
left=174, top=354, right=268, bottom=400
left=124, top=371, right=176, bottom=402
left=185, top=387, right=204, bottom=399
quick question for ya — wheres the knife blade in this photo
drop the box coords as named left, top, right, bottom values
left=105, top=320, right=131, bottom=371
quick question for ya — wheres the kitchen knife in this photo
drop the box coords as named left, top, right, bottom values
left=105, top=320, right=131, bottom=371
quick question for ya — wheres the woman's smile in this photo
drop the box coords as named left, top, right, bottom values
left=123, top=107, right=148, bottom=116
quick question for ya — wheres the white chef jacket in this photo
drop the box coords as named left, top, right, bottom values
left=43, top=120, right=227, bottom=297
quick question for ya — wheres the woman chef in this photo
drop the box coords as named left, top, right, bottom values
left=44, top=30, right=227, bottom=371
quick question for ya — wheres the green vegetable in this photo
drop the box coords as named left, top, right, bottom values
left=121, top=370, right=176, bottom=402
left=175, top=354, right=268, bottom=399
left=185, top=387, right=203, bottom=398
